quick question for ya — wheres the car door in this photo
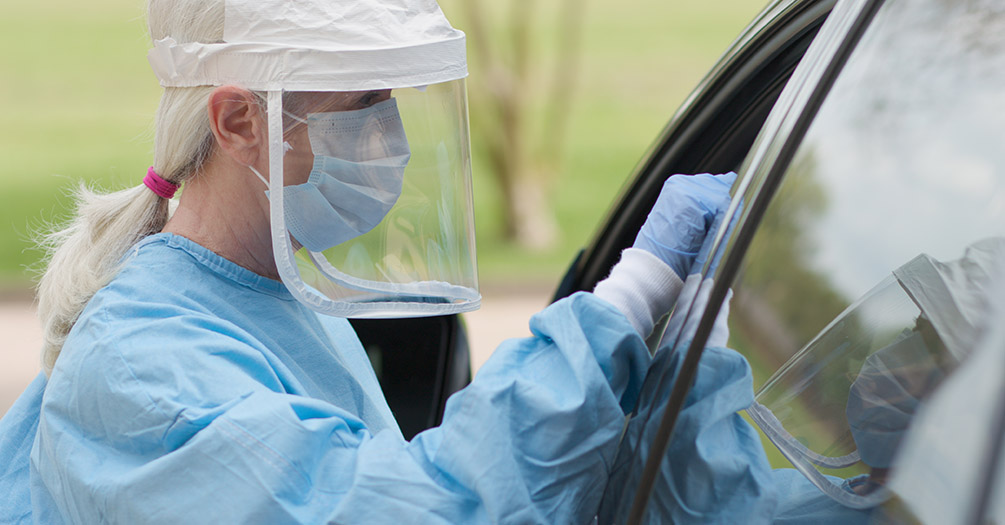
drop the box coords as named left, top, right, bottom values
left=588, top=0, right=1005, bottom=521
left=350, top=316, right=470, bottom=439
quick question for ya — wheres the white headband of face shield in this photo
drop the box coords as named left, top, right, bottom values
left=148, top=0, right=468, bottom=92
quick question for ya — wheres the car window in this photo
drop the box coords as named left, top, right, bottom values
left=724, top=0, right=1005, bottom=516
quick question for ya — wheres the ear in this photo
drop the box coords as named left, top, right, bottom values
left=207, top=86, right=266, bottom=166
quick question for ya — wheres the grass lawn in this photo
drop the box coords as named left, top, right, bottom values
left=0, top=0, right=769, bottom=289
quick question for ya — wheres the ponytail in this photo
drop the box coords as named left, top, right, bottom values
left=37, top=187, right=169, bottom=372
left=36, top=0, right=225, bottom=374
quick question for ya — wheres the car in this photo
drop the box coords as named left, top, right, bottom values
left=360, top=0, right=1005, bottom=522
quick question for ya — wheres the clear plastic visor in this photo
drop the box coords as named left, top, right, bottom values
left=263, top=79, right=479, bottom=318
left=747, top=240, right=1004, bottom=508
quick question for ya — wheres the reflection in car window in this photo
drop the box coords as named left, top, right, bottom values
left=731, top=0, right=1005, bottom=515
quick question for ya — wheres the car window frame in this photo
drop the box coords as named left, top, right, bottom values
left=551, top=0, right=836, bottom=305
left=618, top=0, right=890, bottom=522
left=584, top=0, right=847, bottom=520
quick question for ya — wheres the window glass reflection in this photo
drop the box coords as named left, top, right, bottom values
left=732, top=0, right=1005, bottom=511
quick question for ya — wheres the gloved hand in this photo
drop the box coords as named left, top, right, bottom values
left=633, top=172, right=737, bottom=279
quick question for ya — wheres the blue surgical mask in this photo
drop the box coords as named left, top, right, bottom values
left=845, top=328, right=946, bottom=469
left=278, top=98, right=411, bottom=253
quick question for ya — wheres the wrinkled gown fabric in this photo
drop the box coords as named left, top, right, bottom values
left=0, top=233, right=650, bottom=524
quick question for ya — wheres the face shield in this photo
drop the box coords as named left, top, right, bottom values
left=147, top=0, right=479, bottom=317
left=746, top=238, right=1005, bottom=508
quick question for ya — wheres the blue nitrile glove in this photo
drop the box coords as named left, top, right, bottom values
left=633, top=172, right=737, bottom=279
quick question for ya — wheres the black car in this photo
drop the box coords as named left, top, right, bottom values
left=360, top=0, right=1005, bottom=522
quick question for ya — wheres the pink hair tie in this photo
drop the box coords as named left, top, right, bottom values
left=143, top=166, right=180, bottom=199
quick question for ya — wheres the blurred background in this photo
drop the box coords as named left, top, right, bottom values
left=0, top=0, right=768, bottom=416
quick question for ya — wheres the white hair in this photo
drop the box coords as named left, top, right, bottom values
left=36, top=0, right=225, bottom=374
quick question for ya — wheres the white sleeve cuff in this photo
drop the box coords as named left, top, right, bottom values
left=592, top=248, right=684, bottom=338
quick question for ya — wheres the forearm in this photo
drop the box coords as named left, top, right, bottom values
left=593, top=248, right=684, bottom=339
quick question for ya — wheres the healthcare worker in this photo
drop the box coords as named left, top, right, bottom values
left=0, top=0, right=737, bottom=522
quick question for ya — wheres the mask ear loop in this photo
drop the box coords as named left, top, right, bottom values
left=248, top=144, right=292, bottom=188
left=249, top=165, right=269, bottom=186
left=283, top=110, right=308, bottom=125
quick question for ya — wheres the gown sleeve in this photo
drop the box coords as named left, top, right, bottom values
left=0, top=372, right=45, bottom=525
left=33, top=292, right=651, bottom=524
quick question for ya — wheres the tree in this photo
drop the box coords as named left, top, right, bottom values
left=452, top=0, right=587, bottom=249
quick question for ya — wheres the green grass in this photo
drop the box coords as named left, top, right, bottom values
left=0, top=0, right=770, bottom=288
left=0, top=0, right=157, bottom=286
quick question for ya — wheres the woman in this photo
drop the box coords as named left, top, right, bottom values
left=0, top=0, right=734, bottom=522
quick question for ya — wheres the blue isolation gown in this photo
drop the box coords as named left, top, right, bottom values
left=0, top=233, right=651, bottom=524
